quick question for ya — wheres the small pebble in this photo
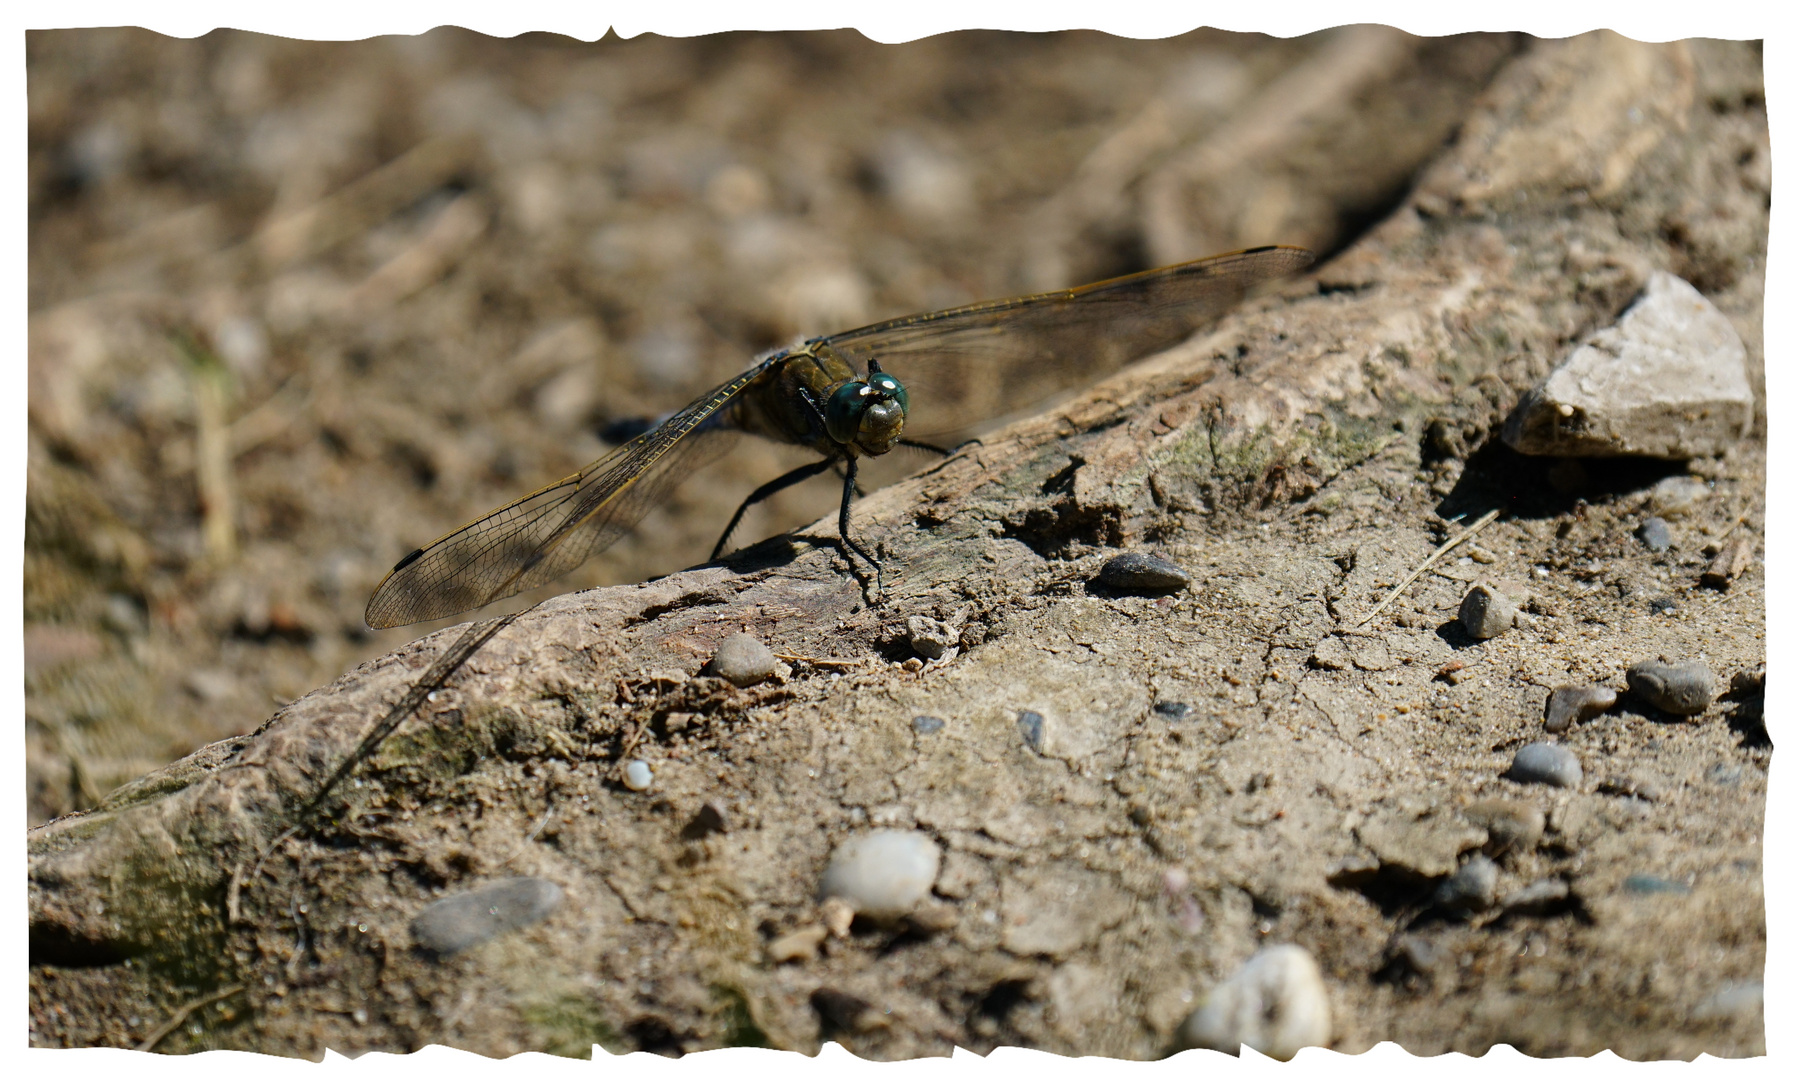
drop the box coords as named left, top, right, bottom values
left=1626, top=659, right=1716, bottom=715
left=1691, top=982, right=1764, bottom=1022
left=912, top=715, right=946, bottom=735
left=1153, top=701, right=1193, bottom=721
left=819, top=896, right=855, bottom=938
left=1635, top=517, right=1672, bottom=552
left=1383, top=934, right=1442, bottom=977
left=1507, top=742, right=1583, bottom=788
left=1599, top=775, right=1666, bottom=802
left=1016, top=710, right=1044, bottom=750
left=1544, top=684, right=1617, bottom=733
left=1097, top=552, right=1192, bottom=592
left=1462, top=798, right=1546, bottom=854
left=1648, top=597, right=1679, bottom=616
left=1433, top=854, right=1500, bottom=913
left=1705, top=762, right=1744, bottom=786
left=905, top=616, right=960, bottom=660
left=1458, top=582, right=1517, bottom=639
left=1178, top=944, right=1331, bottom=1060
left=1649, top=475, right=1710, bottom=519
left=1503, top=878, right=1571, bottom=914
left=1623, top=873, right=1691, bottom=896
left=818, top=829, right=941, bottom=921
left=410, top=877, right=564, bottom=956
left=766, top=924, right=828, bottom=964
left=622, top=759, right=655, bottom=791
left=1729, top=663, right=1764, bottom=697
left=702, top=632, right=778, bottom=687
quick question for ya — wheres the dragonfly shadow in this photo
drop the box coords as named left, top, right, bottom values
left=709, top=532, right=819, bottom=576
left=1433, top=439, right=1683, bottom=524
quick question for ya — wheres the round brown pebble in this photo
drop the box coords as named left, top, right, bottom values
left=703, top=632, right=778, bottom=687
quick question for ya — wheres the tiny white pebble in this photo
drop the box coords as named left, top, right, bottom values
left=623, top=759, right=654, bottom=791
left=819, top=829, right=941, bottom=920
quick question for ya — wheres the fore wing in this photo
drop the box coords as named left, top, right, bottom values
left=818, top=246, right=1312, bottom=441
left=364, top=362, right=767, bottom=628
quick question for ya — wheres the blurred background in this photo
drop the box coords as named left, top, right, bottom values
left=25, top=26, right=1518, bottom=824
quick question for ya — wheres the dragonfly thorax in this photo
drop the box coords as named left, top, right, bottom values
left=824, top=362, right=908, bottom=456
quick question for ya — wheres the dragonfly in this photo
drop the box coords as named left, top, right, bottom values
left=364, top=245, right=1313, bottom=629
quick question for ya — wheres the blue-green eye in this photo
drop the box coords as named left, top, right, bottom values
left=825, top=382, right=870, bottom=444
left=867, top=371, right=908, bottom=413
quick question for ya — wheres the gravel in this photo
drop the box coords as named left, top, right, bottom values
left=1635, top=517, right=1672, bottom=551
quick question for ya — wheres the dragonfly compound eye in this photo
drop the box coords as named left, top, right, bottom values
left=825, top=375, right=909, bottom=453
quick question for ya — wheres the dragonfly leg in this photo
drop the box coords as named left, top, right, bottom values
left=711, top=457, right=837, bottom=561
left=899, top=439, right=954, bottom=457
left=836, top=456, right=882, bottom=589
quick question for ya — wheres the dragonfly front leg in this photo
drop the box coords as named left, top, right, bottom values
left=711, top=457, right=838, bottom=561
left=836, top=455, right=882, bottom=596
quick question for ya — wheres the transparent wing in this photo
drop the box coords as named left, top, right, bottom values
left=817, top=246, right=1313, bottom=441
left=364, top=362, right=768, bottom=628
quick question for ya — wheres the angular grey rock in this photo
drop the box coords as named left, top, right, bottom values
left=818, top=829, right=941, bottom=921
left=1458, top=582, right=1517, bottom=639
left=411, top=877, right=564, bottom=956
left=1507, top=742, right=1582, bottom=788
left=1544, top=684, right=1618, bottom=733
left=905, top=615, right=960, bottom=660
left=1097, top=551, right=1192, bottom=592
left=702, top=632, right=778, bottom=686
left=1501, top=271, right=1752, bottom=458
left=1626, top=659, right=1717, bottom=715
left=1178, top=944, right=1332, bottom=1060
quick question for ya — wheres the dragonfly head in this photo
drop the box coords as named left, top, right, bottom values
left=825, top=359, right=909, bottom=455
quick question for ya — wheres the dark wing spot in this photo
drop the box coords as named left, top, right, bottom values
left=393, top=548, right=425, bottom=572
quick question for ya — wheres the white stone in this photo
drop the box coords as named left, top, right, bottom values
left=818, top=829, right=941, bottom=921
left=1502, top=271, right=1751, bottom=458
left=1179, top=944, right=1332, bottom=1060
left=622, top=759, right=654, bottom=791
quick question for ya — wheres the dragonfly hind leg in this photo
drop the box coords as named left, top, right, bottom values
left=711, top=457, right=837, bottom=561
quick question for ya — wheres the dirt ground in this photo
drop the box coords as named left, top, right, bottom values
left=26, top=28, right=1767, bottom=1061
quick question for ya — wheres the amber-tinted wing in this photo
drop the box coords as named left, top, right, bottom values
left=816, top=245, right=1312, bottom=441
left=363, top=362, right=770, bottom=629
